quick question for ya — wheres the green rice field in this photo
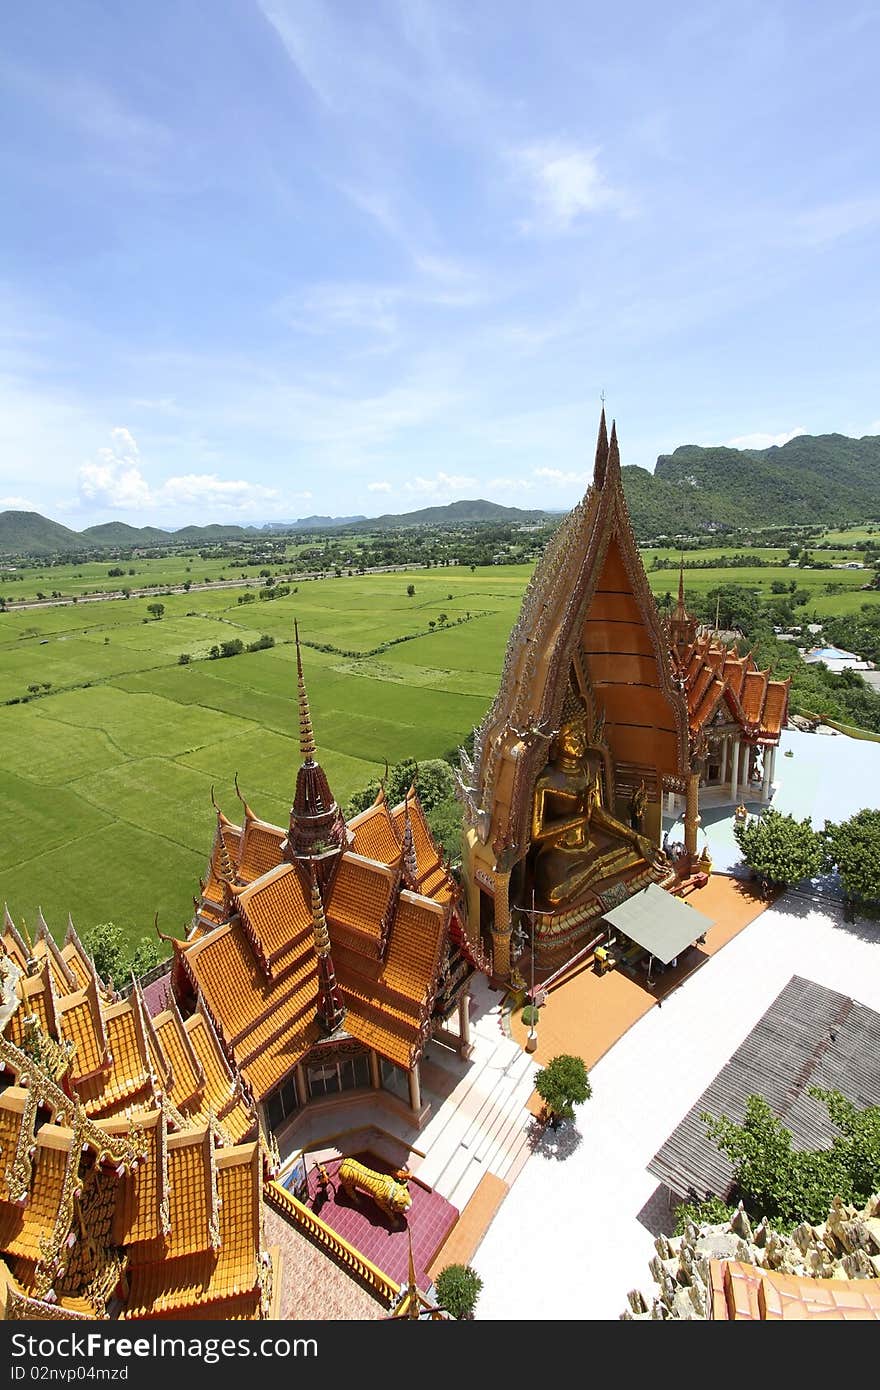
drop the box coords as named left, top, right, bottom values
left=2, top=551, right=878, bottom=950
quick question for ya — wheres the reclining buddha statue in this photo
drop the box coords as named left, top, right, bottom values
left=530, top=711, right=664, bottom=911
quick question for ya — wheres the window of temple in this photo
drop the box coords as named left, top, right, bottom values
left=266, top=1075, right=298, bottom=1130
left=308, top=1054, right=371, bottom=1098
left=380, top=1057, right=409, bottom=1101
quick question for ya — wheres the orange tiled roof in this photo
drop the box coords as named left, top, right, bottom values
left=232, top=864, right=312, bottom=970
left=109, top=1111, right=166, bottom=1247
left=7, top=969, right=58, bottom=1049
left=390, top=793, right=458, bottom=905
left=672, top=630, right=790, bottom=743
left=152, top=1003, right=204, bottom=1109
left=349, top=793, right=402, bottom=865
left=56, top=990, right=107, bottom=1082
left=0, top=1135, right=72, bottom=1260
left=326, top=854, right=396, bottom=947
left=236, top=815, right=286, bottom=884
left=711, top=1260, right=880, bottom=1320
left=78, top=999, right=154, bottom=1117
left=123, top=1144, right=261, bottom=1319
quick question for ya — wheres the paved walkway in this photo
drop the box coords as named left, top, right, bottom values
left=472, top=890, right=880, bottom=1320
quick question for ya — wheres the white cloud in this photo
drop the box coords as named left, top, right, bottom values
left=486, top=476, right=534, bottom=493
left=0, top=495, right=37, bottom=510
left=368, top=480, right=392, bottom=492
left=77, top=428, right=280, bottom=517
left=534, top=466, right=584, bottom=484
left=403, top=471, right=478, bottom=498
left=725, top=427, right=807, bottom=450
left=512, top=141, right=632, bottom=234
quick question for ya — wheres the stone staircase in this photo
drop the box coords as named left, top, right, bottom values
left=417, top=985, right=537, bottom=1213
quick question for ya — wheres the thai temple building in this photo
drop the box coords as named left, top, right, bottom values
left=0, top=408, right=801, bottom=1323
left=457, top=410, right=789, bottom=975
left=175, top=628, right=478, bottom=1138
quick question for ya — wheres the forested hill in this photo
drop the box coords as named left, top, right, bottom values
left=622, top=432, right=880, bottom=538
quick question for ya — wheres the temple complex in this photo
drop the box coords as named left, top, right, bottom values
left=177, top=627, right=477, bottom=1138
left=457, top=411, right=789, bottom=975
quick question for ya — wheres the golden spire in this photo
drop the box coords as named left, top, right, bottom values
left=310, top=865, right=331, bottom=958
left=593, top=404, right=609, bottom=488
left=678, top=558, right=686, bottom=613
left=294, top=620, right=317, bottom=763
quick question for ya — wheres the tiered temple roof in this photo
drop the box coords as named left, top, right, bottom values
left=181, top=783, right=460, bottom=1096
left=667, top=571, right=790, bottom=746
left=0, top=913, right=272, bottom=1321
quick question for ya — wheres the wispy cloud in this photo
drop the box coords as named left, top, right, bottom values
left=0, top=495, right=37, bottom=510
left=76, top=428, right=285, bottom=516
left=725, top=427, right=807, bottom=450
left=792, top=198, right=880, bottom=248
left=511, top=140, right=633, bottom=234
left=403, top=470, right=478, bottom=499
left=368, top=480, right=392, bottom=492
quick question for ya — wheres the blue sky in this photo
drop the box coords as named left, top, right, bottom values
left=1, top=1, right=878, bottom=529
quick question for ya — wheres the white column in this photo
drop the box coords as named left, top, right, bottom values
left=769, top=744, right=777, bottom=788
left=761, top=748, right=772, bottom=801
left=666, top=790, right=676, bottom=816
left=408, top=1063, right=422, bottom=1114
left=729, top=740, right=741, bottom=801
left=719, top=737, right=729, bottom=784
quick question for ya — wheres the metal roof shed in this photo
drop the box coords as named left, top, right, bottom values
left=601, top=883, right=714, bottom=965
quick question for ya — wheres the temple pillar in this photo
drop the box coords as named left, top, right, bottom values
left=768, top=744, right=777, bottom=788
left=368, top=1050, right=380, bottom=1089
left=761, top=748, right=772, bottom=801
left=491, top=871, right=512, bottom=980
left=666, top=790, right=677, bottom=816
left=458, top=989, right=471, bottom=1052
left=684, top=771, right=701, bottom=857
left=408, top=1063, right=422, bottom=1114
left=294, top=1063, right=308, bottom=1108
left=729, top=739, right=741, bottom=802
left=719, top=737, right=729, bottom=784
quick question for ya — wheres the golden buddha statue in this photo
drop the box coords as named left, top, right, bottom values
left=530, top=716, right=661, bottom=909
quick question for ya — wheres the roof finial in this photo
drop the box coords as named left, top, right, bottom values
left=593, top=403, right=610, bottom=488
left=678, top=556, right=685, bottom=611
left=154, top=911, right=177, bottom=945
left=216, top=809, right=237, bottom=886
left=210, top=783, right=218, bottom=810
left=294, top=620, right=317, bottom=763
left=402, top=803, right=419, bottom=886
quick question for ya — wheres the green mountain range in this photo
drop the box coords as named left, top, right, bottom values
left=2, top=432, right=879, bottom=555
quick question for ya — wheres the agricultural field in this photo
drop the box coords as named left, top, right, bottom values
left=2, top=547, right=879, bottom=954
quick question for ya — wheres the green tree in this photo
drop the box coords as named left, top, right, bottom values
left=178, top=652, right=191, bottom=665
left=733, top=807, right=823, bottom=890
left=406, top=583, right=416, bottom=597
left=534, top=1053, right=592, bottom=1128
left=146, top=602, right=165, bottom=620
left=702, top=1091, right=880, bottom=1230
left=434, top=1263, right=483, bottom=1320
left=822, top=808, right=880, bottom=914
left=80, top=921, right=126, bottom=985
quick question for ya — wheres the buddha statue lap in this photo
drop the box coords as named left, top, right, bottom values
left=530, top=717, right=661, bottom=910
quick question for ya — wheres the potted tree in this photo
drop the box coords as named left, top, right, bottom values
left=535, top=1053, right=592, bottom=1129
left=434, top=1263, right=483, bottom=1320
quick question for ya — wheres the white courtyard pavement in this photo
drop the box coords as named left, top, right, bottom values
left=471, top=889, right=880, bottom=1320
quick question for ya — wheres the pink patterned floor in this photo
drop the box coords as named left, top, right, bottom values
left=287, top=1152, right=458, bottom=1288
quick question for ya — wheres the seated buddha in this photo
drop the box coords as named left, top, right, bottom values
left=530, top=716, right=662, bottom=909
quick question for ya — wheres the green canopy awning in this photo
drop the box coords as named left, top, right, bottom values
left=601, top=883, right=715, bottom=965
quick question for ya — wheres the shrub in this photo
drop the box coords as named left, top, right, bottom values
left=434, top=1263, right=483, bottom=1320
left=521, top=1004, right=540, bottom=1025
left=178, top=653, right=191, bottom=665
left=535, top=1054, right=592, bottom=1127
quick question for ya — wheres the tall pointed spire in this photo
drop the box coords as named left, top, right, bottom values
left=605, top=417, right=621, bottom=485
left=286, top=623, right=347, bottom=864
left=310, top=866, right=346, bottom=1034
left=216, top=809, right=238, bottom=887
left=678, top=559, right=686, bottom=613
left=592, top=405, right=610, bottom=488
left=294, top=621, right=317, bottom=763
left=669, top=557, right=697, bottom=654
